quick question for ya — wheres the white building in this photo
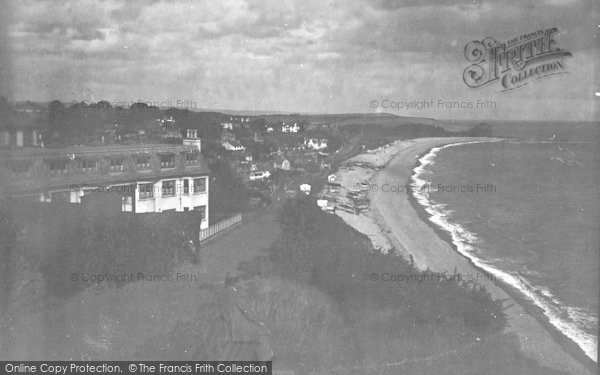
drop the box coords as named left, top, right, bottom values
left=304, top=137, right=328, bottom=150
left=222, top=141, right=246, bottom=151
left=132, top=176, right=208, bottom=217
left=2, top=143, right=211, bottom=229
left=281, top=122, right=300, bottom=133
left=46, top=176, right=210, bottom=228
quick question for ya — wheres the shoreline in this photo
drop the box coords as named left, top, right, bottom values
left=406, top=143, right=597, bottom=372
left=331, top=137, right=596, bottom=375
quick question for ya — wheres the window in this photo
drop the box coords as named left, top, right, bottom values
left=196, top=205, right=206, bottom=221
left=122, top=196, right=133, bottom=212
left=110, top=157, right=124, bottom=172
left=47, top=159, right=68, bottom=174
left=193, top=177, right=206, bottom=193
left=136, top=156, right=151, bottom=170
left=139, top=183, right=154, bottom=199
left=162, top=180, right=176, bottom=196
left=186, top=152, right=199, bottom=166
left=79, top=159, right=97, bottom=172
left=160, top=154, right=175, bottom=169
left=183, top=179, right=189, bottom=194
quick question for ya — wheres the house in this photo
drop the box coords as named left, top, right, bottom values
left=281, top=122, right=300, bottom=133
left=273, top=156, right=291, bottom=171
left=222, top=116, right=250, bottom=130
left=222, top=141, right=246, bottom=152
left=153, top=117, right=180, bottom=139
left=239, top=153, right=253, bottom=167
left=14, top=101, right=44, bottom=113
left=183, top=128, right=202, bottom=151
left=304, top=137, right=328, bottom=150
left=96, top=123, right=118, bottom=145
left=1, top=124, right=43, bottom=148
left=230, top=116, right=250, bottom=124
left=300, top=184, right=311, bottom=195
left=0, top=144, right=211, bottom=228
left=0, top=112, right=45, bottom=148
left=249, top=170, right=271, bottom=181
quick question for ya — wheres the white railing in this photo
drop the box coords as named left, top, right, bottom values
left=199, top=213, right=243, bottom=242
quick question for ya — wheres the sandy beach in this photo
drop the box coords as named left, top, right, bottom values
left=329, top=137, right=595, bottom=375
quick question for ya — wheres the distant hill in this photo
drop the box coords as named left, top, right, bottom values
left=190, top=109, right=472, bottom=132
left=3, top=100, right=477, bottom=147
left=256, top=112, right=471, bottom=132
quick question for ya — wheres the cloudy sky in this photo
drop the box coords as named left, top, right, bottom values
left=1, top=0, right=598, bottom=120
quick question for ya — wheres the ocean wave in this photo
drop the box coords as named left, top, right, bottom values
left=411, top=141, right=598, bottom=362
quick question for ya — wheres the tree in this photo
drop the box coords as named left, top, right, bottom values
left=208, top=159, right=247, bottom=221
left=130, top=102, right=149, bottom=110
left=0, top=96, right=8, bottom=115
left=48, top=99, right=66, bottom=135
left=96, top=100, right=112, bottom=110
left=250, top=118, right=267, bottom=133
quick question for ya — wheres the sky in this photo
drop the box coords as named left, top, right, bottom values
left=1, top=0, right=598, bottom=121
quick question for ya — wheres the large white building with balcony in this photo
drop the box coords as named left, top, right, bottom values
left=0, top=143, right=211, bottom=228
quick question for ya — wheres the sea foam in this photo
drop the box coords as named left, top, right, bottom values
left=411, top=141, right=598, bottom=362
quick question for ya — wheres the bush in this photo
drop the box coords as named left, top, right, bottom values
left=0, top=200, right=193, bottom=300
left=208, top=159, right=248, bottom=221
left=263, top=197, right=565, bottom=374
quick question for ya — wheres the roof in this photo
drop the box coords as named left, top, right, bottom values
left=1, top=143, right=200, bottom=159
left=0, top=112, right=47, bottom=130
left=0, top=143, right=210, bottom=195
left=2, top=164, right=211, bottom=196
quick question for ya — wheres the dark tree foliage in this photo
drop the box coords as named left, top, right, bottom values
left=269, top=197, right=507, bottom=335
left=0, top=96, right=8, bottom=114
left=208, top=159, right=248, bottom=222
left=0, top=200, right=18, bottom=349
left=48, top=99, right=66, bottom=134
left=0, top=199, right=192, bottom=300
left=260, top=198, right=571, bottom=374
left=96, top=100, right=112, bottom=110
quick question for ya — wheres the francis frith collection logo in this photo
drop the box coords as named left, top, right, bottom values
left=463, top=27, right=572, bottom=91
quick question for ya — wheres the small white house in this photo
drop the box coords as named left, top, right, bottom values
left=317, top=199, right=328, bottom=208
left=304, top=138, right=328, bottom=150
left=222, top=141, right=246, bottom=151
left=273, top=156, right=291, bottom=171
left=300, top=183, right=311, bottom=195
left=249, top=170, right=271, bottom=181
left=281, top=122, right=300, bottom=133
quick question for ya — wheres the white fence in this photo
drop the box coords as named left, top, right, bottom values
left=199, top=213, right=243, bottom=242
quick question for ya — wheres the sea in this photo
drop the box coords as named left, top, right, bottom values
left=411, top=121, right=599, bottom=361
